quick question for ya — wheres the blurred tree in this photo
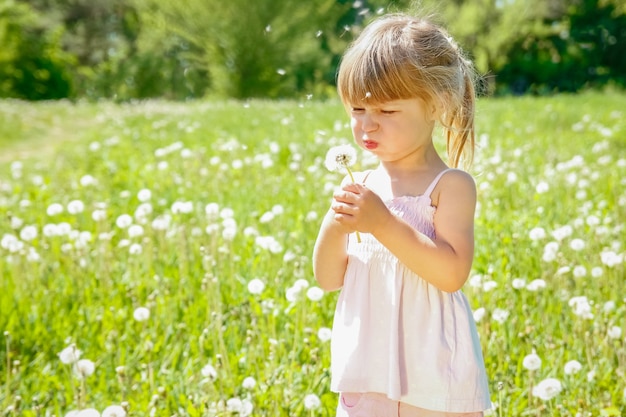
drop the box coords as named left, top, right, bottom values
left=498, top=0, right=626, bottom=93
left=0, top=0, right=74, bottom=99
left=134, top=0, right=358, bottom=99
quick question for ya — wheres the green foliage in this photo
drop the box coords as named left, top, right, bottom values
left=2, top=0, right=626, bottom=99
left=135, top=0, right=354, bottom=99
left=497, top=0, right=626, bottom=94
left=0, top=94, right=625, bottom=415
left=0, top=0, right=74, bottom=99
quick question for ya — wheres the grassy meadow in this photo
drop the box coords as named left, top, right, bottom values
left=0, top=92, right=625, bottom=416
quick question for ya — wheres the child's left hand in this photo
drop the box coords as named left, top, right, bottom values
left=331, top=183, right=391, bottom=235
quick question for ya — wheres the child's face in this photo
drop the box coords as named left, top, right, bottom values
left=347, top=98, right=436, bottom=162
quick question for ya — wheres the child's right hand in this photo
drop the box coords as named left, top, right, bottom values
left=331, top=183, right=391, bottom=235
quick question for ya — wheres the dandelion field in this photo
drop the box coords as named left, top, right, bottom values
left=0, top=92, right=625, bottom=417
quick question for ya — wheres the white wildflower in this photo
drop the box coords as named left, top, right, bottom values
left=522, top=351, right=542, bottom=371
left=324, top=144, right=357, bottom=176
left=101, top=405, right=126, bottom=417
left=564, top=360, right=582, bottom=375
left=74, top=359, right=95, bottom=379
left=532, top=378, right=562, bottom=400
left=242, top=376, right=256, bottom=390
left=59, top=345, right=81, bottom=364
left=247, top=278, right=265, bottom=295
left=607, top=326, right=622, bottom=339
left=133, top=307, right=150, bottom=322
left=317, top=327, right=332, bottom=342
left=306, top=286, right=324, bottom=302
left=304, top=394, right=321, bottom=410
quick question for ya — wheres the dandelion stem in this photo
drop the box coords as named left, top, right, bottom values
left=343, top=165, right=362, bottom=243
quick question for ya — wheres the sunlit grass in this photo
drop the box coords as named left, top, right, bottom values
left=0, top=92, right=625, bottom=416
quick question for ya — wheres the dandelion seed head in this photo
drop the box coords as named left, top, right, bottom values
left=529, top=227, right=546, bottom=240
left=247, top=278, right=265, bottom=295
left=19, top=225, right=37, bottom=241
left=522, top=351, right=542, bottom=371
left=133, top=307, right=150, bottom=322
left=137, top=189, right=152, bottom=202
left=242, top=376, right=256, bottom=389
left=102, top=405, right=126, bottom=417
left=67, top=200, right=85, bottom=215
left=532, top=378, right=562, bottom=400
left=47, top=203, right=64, bottom=216
left=306, top=286, right=324, bottom=302
left=607, top=326, right=622, bottom=339
left=304, top=393, right=321, bottom=410
left=324, top=144, right=357, bottom=173
left=570, top=238, right=585, bottom=251
left=511, top=278, right=526, bottom=289
left=74, top=359, right=95, bottom=379
left=201, top=364, right=217, bottom=380
left=317, top=327, right=332, bottom=342
left=526, top=279, right=547, bottom=291
left=79, top=175, right=97, bottom=187
left=116, top=214, right=133, bottom=229
left=491, top=308, right=509, bottom=323
left=59, top=345, right=82, bottom=364
left=564, top=360, right=582, bottom=375
left=473, top=307, right=486, bottom=322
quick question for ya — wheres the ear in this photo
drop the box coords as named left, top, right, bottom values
left=429, top=95, right=446, bottom=121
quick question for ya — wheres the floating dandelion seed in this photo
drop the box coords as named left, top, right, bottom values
left=324, top=145, right=362, bottom=243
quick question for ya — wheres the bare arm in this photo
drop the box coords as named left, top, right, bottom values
left=312, top=209, right=349, bottom=291
left=333, top=170, right=476, bottom=292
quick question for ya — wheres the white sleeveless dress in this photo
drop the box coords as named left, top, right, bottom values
left=330, top=169, right=492, bottom=413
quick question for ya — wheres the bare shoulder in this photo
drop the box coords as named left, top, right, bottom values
left=432, top=169, right=476, bottom=207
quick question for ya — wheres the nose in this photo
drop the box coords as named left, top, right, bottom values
left=361, top=112, right=378, bottom=133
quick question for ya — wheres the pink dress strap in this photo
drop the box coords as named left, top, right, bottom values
left=422, top=169, right=454, bottom=199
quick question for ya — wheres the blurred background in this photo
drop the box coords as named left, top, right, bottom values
left=1, top=0, right=625, bottom=101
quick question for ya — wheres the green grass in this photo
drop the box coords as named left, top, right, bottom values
left=0, top=92, right=625, bottom=416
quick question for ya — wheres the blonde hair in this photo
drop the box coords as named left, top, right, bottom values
left=337, top=13, right=476, bottom=169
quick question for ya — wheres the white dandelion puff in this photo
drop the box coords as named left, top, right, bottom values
left=102, top=405, right=126, bottom=417
left=133, top=307, right=150, bottom=322
left=306, top=286, right=324, bottom=302
left=324, top=144, right=361, bottom=242
left=532, top=378, right=562, bottom=400
left=324, top=144, right=357, bottom=177
left=317, top=327, right=332, bottom=342
left=201, top=364, right=217, bottom=380
left=564, top=360, right=582, bottom=375
left=73, top=359, right=95, bottom=379
left=242, top=376, right=256, bottom=390
left=247, top=278, right=265, bottom=295
left=522, top=351, right=542, bottom=371
left=59, top=345, right=82, bottom=364
left=304, top=394, right=321, bottom=410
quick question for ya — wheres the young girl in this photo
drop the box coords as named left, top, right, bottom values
left=313, top=13, right=491, bottom=417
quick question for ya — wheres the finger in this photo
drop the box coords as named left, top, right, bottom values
left=342, top=183, right=366, bottom=193
left=333, top=190, right=357, bottom=203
